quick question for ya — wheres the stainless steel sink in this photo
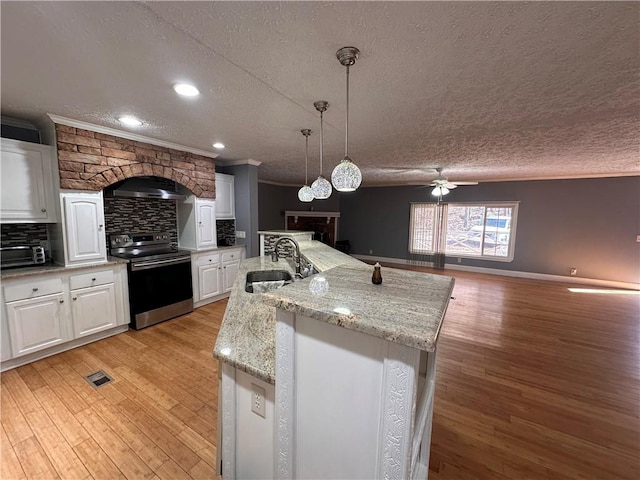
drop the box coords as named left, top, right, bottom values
left=245, top=270, right=293, bottom=293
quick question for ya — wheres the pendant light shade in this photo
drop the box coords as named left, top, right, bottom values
left=311, top=100, right=332, bottom=200
left=331, top=46, right=363, bottom=192
left=297, top=129, right=315, bottom=202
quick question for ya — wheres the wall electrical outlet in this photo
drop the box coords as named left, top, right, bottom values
left=570, top=268, right=577, bottom=276
left=236, top=230, right=246, bottom=239
left=251, top=383, right=266, bottom=418
left=457, top=257, right=462, bottom=263
left=369, top=249, right=373, bottom=255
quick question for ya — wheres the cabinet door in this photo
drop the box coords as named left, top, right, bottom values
left=215, top=174, right=235, bottom=219
left=63, top=192, right=107, bottom=264
left=196, top=199, right=217, bottom=249
left=223, top=260, right=240, bottom=292
left=71, top=283, right=116, bottom=338
left=199, top=263, right=222, bottom=300
left=0, top=139, right=55, bottom=223
left=6, top=292, right=68, bottom=357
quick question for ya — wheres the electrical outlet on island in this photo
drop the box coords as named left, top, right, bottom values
left=251, top=383, right=266, bottom=418
left=236, top=230, right=246, bottom=239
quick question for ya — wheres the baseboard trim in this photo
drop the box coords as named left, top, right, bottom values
left=1, top=324, right=130, bottom=372
left=352, top=254, right=639, bottom=290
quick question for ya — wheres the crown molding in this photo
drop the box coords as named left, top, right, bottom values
left=46, top=114, right=219, bottom=159
left=217, top=158, right=262, bottom=167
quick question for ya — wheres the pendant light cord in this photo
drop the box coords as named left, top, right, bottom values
left=305, top=134, right=309, bottom=183
left=320, top=110, right=324, bottom=175
left=345, top=65, right=350, bottom=158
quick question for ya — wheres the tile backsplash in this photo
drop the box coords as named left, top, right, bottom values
left=104, top=196, right=178, bottom=244
left=217, top=219, right=236, bottom=246
left=1, top=224, right=48, bottom=247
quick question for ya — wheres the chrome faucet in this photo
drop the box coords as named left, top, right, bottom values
left=271, top=237, right=302, bottom=277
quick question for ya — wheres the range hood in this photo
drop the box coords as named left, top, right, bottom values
left=105, top=177, right=186, bottom=200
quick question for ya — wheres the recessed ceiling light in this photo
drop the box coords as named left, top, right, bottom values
left=213, top=143, right=225, bottom=149
left=118, top=115, right=142, bottom=126
left=173, top=83, right=199, bottom=97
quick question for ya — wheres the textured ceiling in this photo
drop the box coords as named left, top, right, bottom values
left=1, top=1, right=638, bottom=186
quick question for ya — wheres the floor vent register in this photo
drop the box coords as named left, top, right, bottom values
left=84, top=370, right=113, bottom=389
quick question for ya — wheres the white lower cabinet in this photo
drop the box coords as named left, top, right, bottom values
left=71, top=283, right=116, bottom=337
left=6, top=291, right=69, bottom=358
left=192, top=247, right=245, bottom=307
left=1, top=264, right=129, bottom=370
left=197, top=253, right=223, bottom=301
left=222, top=250, right=242, bottom=293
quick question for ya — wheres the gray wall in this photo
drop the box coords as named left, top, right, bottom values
left=259, top=177, right=640, bottom=284
left=220, top=164, right=260, bottom=257
left=339, top=176, right=639, bottom=283
left=258, top=183, right=341, bottom=230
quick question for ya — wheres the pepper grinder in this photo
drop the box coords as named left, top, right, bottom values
left=372, top=262, right=382, bottom=285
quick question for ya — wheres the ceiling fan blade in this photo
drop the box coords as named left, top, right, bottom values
left=444, top=183, right=458, bottom=189
left=451, top=181, right=479, bottom=186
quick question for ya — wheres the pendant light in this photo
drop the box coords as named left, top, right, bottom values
left=297, top=129, right=314, bottom=202
left=331, top=46, right=362, bottom=192
left=310, top=100, right=332, bottom=200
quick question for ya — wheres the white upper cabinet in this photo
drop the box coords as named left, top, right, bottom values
left=215, top=173, right=235, bottom=219
left=0, top=138, right=57, bottom=223
left=62, top=191, right=107, bottom=265
left=196, top=198, right=217, bottom=249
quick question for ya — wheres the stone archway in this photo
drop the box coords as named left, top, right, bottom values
left=55, top=124, right=216, bottom=198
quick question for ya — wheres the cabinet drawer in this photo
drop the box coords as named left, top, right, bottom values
left=70, top=269, right=114, bottom=290
left=4, top=277, right=63, bottom=302
left=196, top=253, right=220, bottom=266
left=222, top=250, right=241, bottom=262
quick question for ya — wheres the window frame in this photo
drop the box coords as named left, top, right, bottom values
left=408, top=201, right=519, bottom=262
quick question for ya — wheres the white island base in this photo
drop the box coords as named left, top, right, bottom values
left=220, top=308, right=438, bottom=479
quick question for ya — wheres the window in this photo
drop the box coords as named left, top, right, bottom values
left=409, top=202, right=518, bottom=261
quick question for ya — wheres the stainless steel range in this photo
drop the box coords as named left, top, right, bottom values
left=109, top=232, right=193, bottom=330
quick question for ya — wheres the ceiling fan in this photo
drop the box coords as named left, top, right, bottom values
left=428, top=167, right=478, bottom=196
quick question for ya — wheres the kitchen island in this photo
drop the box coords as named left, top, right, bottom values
left=213, top=239, right=454, bottom=479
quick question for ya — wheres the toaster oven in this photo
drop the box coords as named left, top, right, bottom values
left=0, top=246, right=46, bottom=268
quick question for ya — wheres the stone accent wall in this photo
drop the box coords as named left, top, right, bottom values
left=55, top=124, right=216, bottom=198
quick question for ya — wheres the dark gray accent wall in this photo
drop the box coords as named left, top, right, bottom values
left=220, top=164, right=260, bottom=257
left=258, top=182, right=341, bottom=230
left=339, top=177, right=639, bottom=284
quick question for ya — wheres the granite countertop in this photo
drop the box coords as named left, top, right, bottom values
left=1, top=257, right=129, bottom=280
left=213, top=241, right=454, bottom=383
left=257, top=230, right=314, bottom=236
left=213, top=240, right=364, bottom=383
left=263, top=264, right=455, bottom=352
left=186, top=245, right=246, bottom=254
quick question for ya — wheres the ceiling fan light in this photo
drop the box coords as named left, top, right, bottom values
left=298, top=185, right=314, bottom=202
left=431, top=186, right=450, bottom=196
left=331, top=157, right=362, bottom=192
left=311, top=175, right=332, bottom=200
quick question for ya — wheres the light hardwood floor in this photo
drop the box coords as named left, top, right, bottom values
left=1, top=268, right=638, bottom=479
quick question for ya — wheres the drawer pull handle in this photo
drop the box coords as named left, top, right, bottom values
left=41, top=208, right=47, bottom=213
left=59, top=299, right=64, bottom=304
left=73, top=296, right=77, bottom=301
left=32, top=287, right=38, bottom=292
left=92, top=278, right=96, bottom=281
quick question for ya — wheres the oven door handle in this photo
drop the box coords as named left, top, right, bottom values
left=131, top=256, right=191, bottom=271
